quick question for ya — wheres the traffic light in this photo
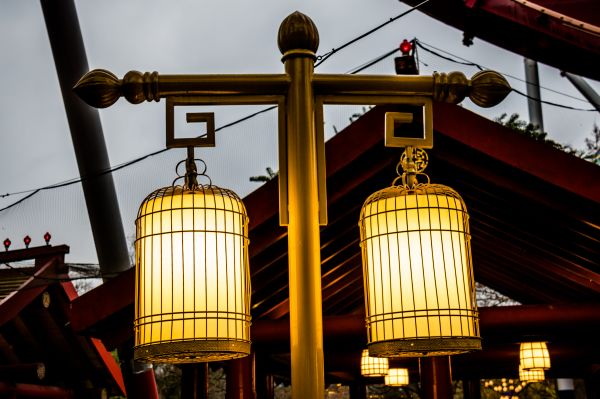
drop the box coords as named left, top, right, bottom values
left=395, top=39, right=419, bottom=75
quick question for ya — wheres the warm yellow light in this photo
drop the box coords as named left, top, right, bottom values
left=519, top=364, right=545, bottom=383
left=360, top=349, right=389, bottom=377
left=134, top=185, right=251, bottom=363
left=520, top=342, right=550, bottom=370
left=359, top=184, right=480, bottom=357
left=384, top=368, right=409, bottom=386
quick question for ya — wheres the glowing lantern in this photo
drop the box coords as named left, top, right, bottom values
left=134, top=158, right=251, bottom=363
left=359, top=147, right=480, bottom=357
left=360, top=349, right=389, bottom=377
left=385, top=368, right=410, bottom=386
left=520, top=342, right=551, bottom=370
left=519, top=364, right=545, bottom=383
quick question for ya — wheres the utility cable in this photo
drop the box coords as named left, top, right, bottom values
left=415, top=40, right=596, bottom=111
left=4, top=33, right=593, bottom=211
left=314, top=0, right=432, bottom=67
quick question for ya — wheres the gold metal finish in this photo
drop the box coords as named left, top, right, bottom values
left=74, top=70, right=290, bottom=108
left=166, top=99, right=215, bottom=148
left=72, top=10, right=511, bottom=397
left=468, top=70, right=512, bottom=108
left=384, top=97, right=433, bottom=149
left=277, top=11, right=319, bottom=56
left=279, top=13, right=325, bottom=397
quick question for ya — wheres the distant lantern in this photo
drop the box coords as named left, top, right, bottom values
left=385, top=368, right=410, bottom=386
left=519, top=364, right=545, bottom=383
left=360, top=349, right=389, bottom=377
left=134, top=165, right=251, bottom=363
left=359, top=147, right=480, bottom=357
left=520, top=342, right=550, bottom=370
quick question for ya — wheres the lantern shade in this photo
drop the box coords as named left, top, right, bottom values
left=385, top=368, right=410, bottom=386
left=134, top=185, right=251, bottom=363
left=519, top=364, right=545, bottom=383
left=359, top=184, right=480, bottom=357
left=520, top=342, right=550, bottom=370
left=360, top=349, right=389, bottom=377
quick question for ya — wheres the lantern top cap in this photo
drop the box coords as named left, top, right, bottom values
left=278, top=11, right=320, bottom=55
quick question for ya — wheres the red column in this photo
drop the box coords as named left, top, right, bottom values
left=226, top=355, right=255, bottom=399
left=420, top=357, right=452, bottom=399
left=181, top=364, right=208, bottom=399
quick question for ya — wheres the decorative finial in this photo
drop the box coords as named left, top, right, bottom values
left=469, top=70, right=511, bottom=108
left=23, top=235, right=31, bottom=249
left=73, top=69, right=122, bottom=108
left=278, top=11, right=319, bottom=57
left=3, top=238, right=10, bottom=251
left=44, top=232, right=52, bottom=246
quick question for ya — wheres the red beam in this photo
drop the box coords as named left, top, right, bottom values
left=0, top=245, right=69, bottom=264
left=0, top=382, right=74, bottom=399
left=433, top=102, right=600, bottom=208
left=70, top=267, right=134, bottom=334
left=252, top=304, right=600, bottom=344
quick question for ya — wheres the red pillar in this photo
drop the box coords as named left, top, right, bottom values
left=420, top=357, right=452, bottom=399
left=181, top=364, right=208, bottom=399
left=226, top=355, right=255, bottom=399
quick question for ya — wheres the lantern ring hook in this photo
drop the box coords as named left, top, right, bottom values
left=175, top=158, right=207, bottom=177
left=172, top=174, right=213, bottom=188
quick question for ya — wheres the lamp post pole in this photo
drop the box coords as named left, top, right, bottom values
left=279, top=16, right=325, bottom=396
left=73, top=11, right=510, bottom=399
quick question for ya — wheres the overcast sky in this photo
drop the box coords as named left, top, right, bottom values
left=1, top=0, right=598, bottom=263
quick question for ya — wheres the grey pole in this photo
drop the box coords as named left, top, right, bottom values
left=40, top=0, right=131, bottom=280
left=524, top=58, right=544, bottom=131
left=562, top=72, right=600, bottom=113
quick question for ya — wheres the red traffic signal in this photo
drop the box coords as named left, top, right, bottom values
left=400, top=39, right=413, bottom=55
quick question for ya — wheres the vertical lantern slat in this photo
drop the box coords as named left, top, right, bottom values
left=134, top=184, right=251, bottom=363
left=359, top=148, right=480, bottom=357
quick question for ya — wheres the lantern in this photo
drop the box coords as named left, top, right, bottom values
left=360, top=349, right=389, bottom=377
left=520, top=342, right=550, bottom=370
left=519, top=364, right=545, bottom=383
left=385, top=368, right=410, bottom=386
left=359, top=147, right=480, bottom=357
left=134, top=154, right=251, bottom=363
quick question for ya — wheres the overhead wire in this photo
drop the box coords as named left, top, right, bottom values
left=2, top=7, right=595, bottom=211
left=1, top=4, right=424, bottom=211
left=314, top=0, right=431, bottom=67
left=415, top=39, right=596, bottom=111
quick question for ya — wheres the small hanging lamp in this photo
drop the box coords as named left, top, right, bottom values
left=134, top=148, right=251, bottom=363
left=384, top=368, right=410, bottom=387
left=519, top=364, right=545, bottom=383
left=360, top=349, right=389, bottom=377
left=359, top=146, right=480, bottom=357
left=520, top=342, right=550, bottom=370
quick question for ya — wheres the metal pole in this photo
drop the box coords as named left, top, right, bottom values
left=562, top=72, right=600, bottom=113
left=40, top=0, right=131, bottom=279
left=278, top=13, right=325, bottom=398
left=523, top=58, right=544, bottom=131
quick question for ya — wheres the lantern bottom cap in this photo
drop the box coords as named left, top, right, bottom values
left=134, top=339, right=250, bottom=363
left=369, top=337, right=481, bottom=357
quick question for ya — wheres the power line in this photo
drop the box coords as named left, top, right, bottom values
left=3, top=30, right=594, bottom=211
left=314, top=0, right=432, bottom=67
left=415, top=40, right=596, bottom=110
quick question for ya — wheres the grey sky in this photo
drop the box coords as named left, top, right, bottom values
left=1, top=0, right=598, bottom=262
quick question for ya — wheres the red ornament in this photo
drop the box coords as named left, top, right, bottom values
left=23, top=235, right=31, bottom=248
left=400, top=39, right=412, bottom=55
left=44, top=232, right=51, bottom=245
left=3, top=238, right=10, bottom=251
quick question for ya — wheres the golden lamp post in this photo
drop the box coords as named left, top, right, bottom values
left=74, top=11, right=510, bottom=398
